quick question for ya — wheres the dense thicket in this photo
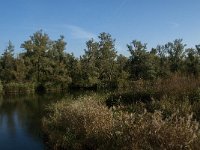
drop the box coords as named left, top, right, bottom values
left=0, top=30, right=200, bottom=91
left=43, top=95, right=200, bottom=149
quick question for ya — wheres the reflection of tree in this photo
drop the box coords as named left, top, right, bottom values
left=0, top=94, right=65, bottom=146
left=0, top=99, right=18, bottom=136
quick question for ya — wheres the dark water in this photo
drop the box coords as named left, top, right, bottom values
left=0, top=93, right=67, bottom=150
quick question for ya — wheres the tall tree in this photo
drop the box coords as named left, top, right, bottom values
left=46, top=36, right=71, bottom=89
left=128, top=40, right=157, bottom=80
left=80, top=39, right=99, bottom=87
left=156, top=45, right=170, bottom=77
left=0, top=41, right=15, bottom=82
left=21, top=30, right=51, bottom=83
left=14, top=55, right=27, bottom=82
left=165, top=39, right=186, bottom=73
left=184, top=48, right=200, bottom=76
left=116, top=54, right=129, bottom=87
left=97, top=32, right=117, bottom=83
left=66, top=53, right=82, bottom=87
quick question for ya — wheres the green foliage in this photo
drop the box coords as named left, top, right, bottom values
left=127, top=40, right=158, bottom=80
left=4, top=82, right=35, bottom=94
left=80, top=39, right=100, bottom=87
left=0, top=41, right=15, bottom=82
left=0, top=31, right=200, bottom=92
left=185, top=48, right=200, bottom=76
left=80, top=33, right=118, bottom=89
left=20, top=31, right=71, bottom=91
left=165, top=39, right=186, bottom=73
left=21, top=30, right=51, bottom=82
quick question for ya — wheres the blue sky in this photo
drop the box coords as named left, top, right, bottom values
left=0, top=0, right=200, bottom=56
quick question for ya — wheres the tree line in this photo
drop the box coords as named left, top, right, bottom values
left=0, top=30, right=200, bottom=91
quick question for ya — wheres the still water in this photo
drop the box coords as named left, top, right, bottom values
left=0, top=93, right=70, bottom=150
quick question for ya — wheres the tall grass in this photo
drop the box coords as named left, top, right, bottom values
left=43, top=95, right=200, bottom=150
left=107, top=75, right=200, bottom=107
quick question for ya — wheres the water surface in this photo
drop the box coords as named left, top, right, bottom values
left=0, top=94, right=66, bottom=150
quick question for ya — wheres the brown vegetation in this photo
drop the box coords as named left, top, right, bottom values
left=43, top=94, right=200, bottom=150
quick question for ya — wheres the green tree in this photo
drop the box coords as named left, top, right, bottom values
left=116, top=54, right=129, bottom=88
left=184, top=48, right=200, bottom=76
left=80, top=39, right=100, bottom=87
left=196, top=44, right=200, bottom=54
left=156, top=45, right=170, bottom=77
left=97, top=32, right=118, bottom=86
left=46, top=36, right=71, bottom=90
left=80, top=33, right=118, bottom=88
left=66, top=53, right=82, bottom=87
left=14, top=55, right=27, bottom=82
left=0, top=41, right=15, bottom=82
left=128, top=40, right=157, bottom=80
left=165, top=39, right=186, bottom=73
left=21, top=30, right=51, bottom=83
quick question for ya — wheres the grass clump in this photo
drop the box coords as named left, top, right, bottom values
left=43, top=95, right=200, bottom=150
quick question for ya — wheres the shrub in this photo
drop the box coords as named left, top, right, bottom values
left=4, top=82, right=35, bottom=94
left=44, top=82, right=69, bottom=92
left=112, top=110, right=199, bottom=150
left=43, top=96, right=113, bottom=149
left=106, top=75, right=200, bottom=107
left=106, top=91, right=153, bottom=107
left=43, top=96, right=200, bottom=150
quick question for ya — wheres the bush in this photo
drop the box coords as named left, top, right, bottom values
left=4, top=82, right=35, bottom=94
left=106, top=75, right=200, bottom=107
left=112, top=110, right=199, bottom=150
left=43, top=96, right=200, bottom=150
left=106, top=91, right=154, bottom=107
left=97, top=80, right=118, bottom=90
left=44, top=82, right=68, bottom=92
left=43, top=96, right=113, bottom=149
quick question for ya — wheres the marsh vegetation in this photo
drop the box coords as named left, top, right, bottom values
left=1, top=31, right=200, bottom=149
left=43, top=76, right=200, bottom=149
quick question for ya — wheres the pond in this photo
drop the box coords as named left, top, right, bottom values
left=0, top=93, right=74, bottom=150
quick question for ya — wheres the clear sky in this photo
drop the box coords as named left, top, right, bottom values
left=0, top=0, right=200, bottom=56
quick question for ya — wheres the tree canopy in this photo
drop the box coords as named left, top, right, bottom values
left=0, top=30, right=199, bottom=91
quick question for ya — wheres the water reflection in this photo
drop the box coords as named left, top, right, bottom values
left=0, top=94, right=65, bottom=150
